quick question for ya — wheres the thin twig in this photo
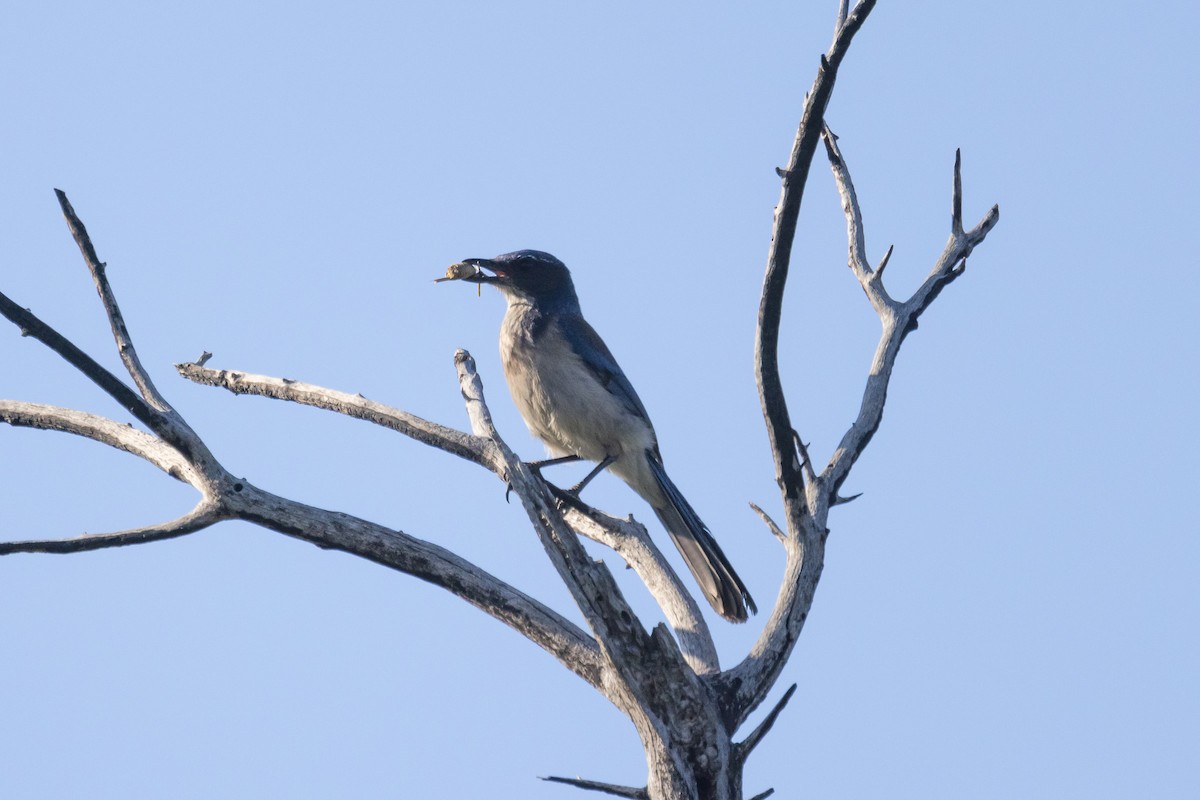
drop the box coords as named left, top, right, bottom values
left=454, top=349, right=502, bottom=442
left=0, top=292, right=161, bottom=432
left=176, top=361, right=498, bottom=470
left=1, top=208, right=219, bottom=477
left=822, top=124, right=894, bottom=312
left=0, top=499, right=223, bottom=555
left=876, top=243, right=894, bottom=278
left=55, top=189, right=172, bottom=413
left=736, top=684, right=797, bottom=759
left=952, top=149, right=964, bottom=236
left=834, top=0, right=850, bottom=38
left=793, top=430, right=818, bottom=485
left=748, top=502, right=787, bottom=544
left=541, top=775, right=648, bottom=799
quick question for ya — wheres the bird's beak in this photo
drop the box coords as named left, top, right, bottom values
left=460, top=258, right=501, bottom=283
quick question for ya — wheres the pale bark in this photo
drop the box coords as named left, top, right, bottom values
left=0, top=2, right=1000, bottom=797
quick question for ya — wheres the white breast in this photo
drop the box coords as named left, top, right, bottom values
left=499, top=306, right=656, bottom=469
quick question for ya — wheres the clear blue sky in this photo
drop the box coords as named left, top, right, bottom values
left=2, top=2, right=1197, bottom=798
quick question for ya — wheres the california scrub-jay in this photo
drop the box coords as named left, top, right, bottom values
left=457, top=249, right=756, bottom=623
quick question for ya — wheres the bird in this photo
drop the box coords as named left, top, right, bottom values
left=454, top=249, right=756, bottom=622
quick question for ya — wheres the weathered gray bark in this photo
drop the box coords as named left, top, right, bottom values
left=0, top=2, right=999, bottom=797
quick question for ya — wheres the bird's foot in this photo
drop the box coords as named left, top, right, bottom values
left=508, top=455, right=581, bottom=503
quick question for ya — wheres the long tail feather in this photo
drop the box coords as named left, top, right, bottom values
left=645, top=452, right=756, bottom=623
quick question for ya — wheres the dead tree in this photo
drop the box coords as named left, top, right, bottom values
left=0, top=2, right=997, bottom=797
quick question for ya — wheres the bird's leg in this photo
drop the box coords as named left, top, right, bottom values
left=507, top=454, right=583, bottom=503
left=528, top=454, right=582, bottom=472
left=540, top=455, right=615, bottom=515
left=511, top=454, right=612, bottom=504
left=567, top=454, right=616, bottom=496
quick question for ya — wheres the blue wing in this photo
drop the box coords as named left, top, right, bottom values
left=553, top=312, right=653, bottom=425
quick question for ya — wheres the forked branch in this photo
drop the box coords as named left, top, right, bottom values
left=56, top=189, right=172, bottom=414
left=727, top=0, right=999, bottom=735
left=2, top=2, right=1001, bottom=792
left=756, top=0, right=877, bottom=521
left=1, top=192, right=611, bottom=698
left=729, top=0, right=879, bottom=732
left=451, top=350, right=710, bottom=697
left=820, top=129, right=1000, bottom=496
left=178, top=355, right=718, bottom=673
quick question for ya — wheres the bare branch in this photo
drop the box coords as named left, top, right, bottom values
left=732, top=0, right=877, bottom=732
left=793, top=430, right=818, bottom=486
left=466, top=350, right=715, bottom=675
left=1, top=6, right=999, bottom=795
left=0, top=400, right=199, bottom=485
left=717, top=495, right=831, bottom=730
left=174, top=353, right=613, bottom=692
left=454, top=349, right=503, bottom=443
left=728, top=142, right=1000, bottom=726
left=457, top=350, right=726, bottom=684
left=748, top=789, right=776, bottom=800
left=220, top=479, right=609, bottom=691
left=0, top=499, right=223, bottom=555
left=821, top=124, right=895, bottom=312
left=736, top=684, right=797, bottom=760
left=55, top=189, right=172, bottom=412
left=449, top=350, right=728, bottom=770
left=451, top=351, right=647, bottom=654
left=176, top=361, right=499, bottom=471
left=4, top=207, right=609, bottom=694
left=0, top=291, right=162, bottom=432
left=952, top=148, right=964, bottom=236
left=562, top=504, right=718, bottom=675
left=541, top=775, right=648, bottom=799
left=457, top=357, right=641, bottom=651
left=822, top=150, right=1000, bottom=495
left=834, top=0, right=849, bottom=37
left=876, top=243, right=894, bottom=278
left=748, top=502, right=787, bottom=544
left=756, top=0, right=876, bottom=520
left=1, top=395, right=608, bottom=703
left=1, top=206, right=222, bottom=480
